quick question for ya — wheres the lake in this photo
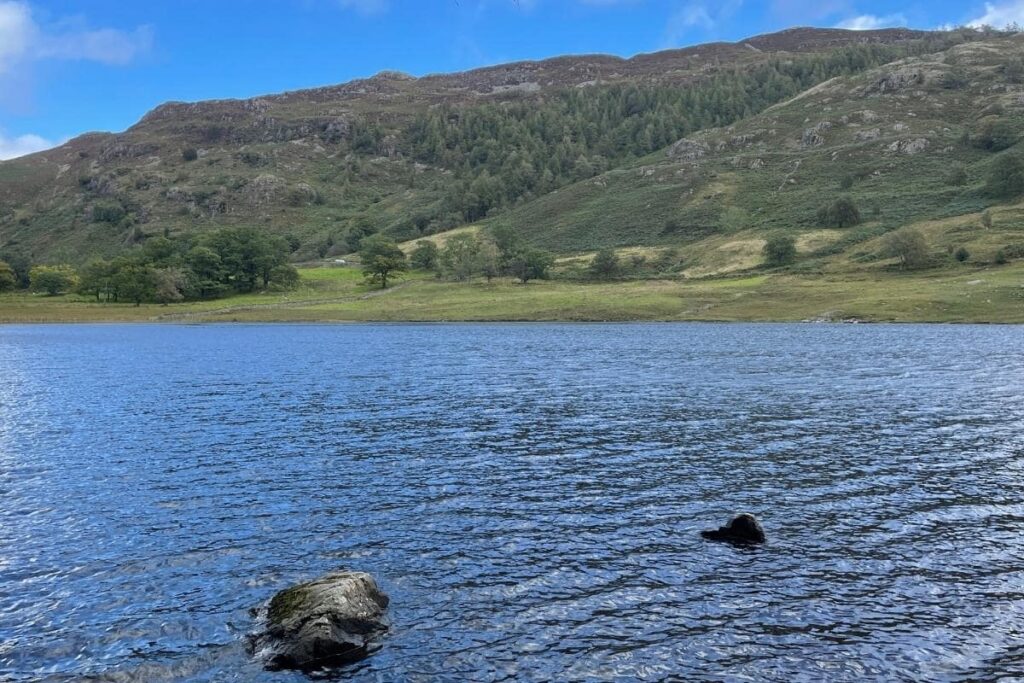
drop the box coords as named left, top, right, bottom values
left=1, top=323, right=1023, bottom=682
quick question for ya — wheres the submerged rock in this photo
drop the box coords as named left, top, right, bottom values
left=251, top=570, right=389, bottom=671
left=701, top=513, right=765, bottom=544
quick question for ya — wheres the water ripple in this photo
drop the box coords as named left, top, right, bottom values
left=0, top=323, right=1022, bottom=682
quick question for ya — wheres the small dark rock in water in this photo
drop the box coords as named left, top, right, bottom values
left=701, top=513, right=765, bottom=544
left=250, top=570, right=389, bottom=672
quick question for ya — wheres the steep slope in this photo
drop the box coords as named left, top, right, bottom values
left=0, top=27, right=949, bottom=263
left=488, top=31, right=1024, bottom=274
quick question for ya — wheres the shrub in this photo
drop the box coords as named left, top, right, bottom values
left=269, top=264, right=300, bottom=290
left=507, top=249, right=554, bottom=283
left=92, top=202, right=127, bottom=224
left=29, top=264, right=79, bottom=295
left=589, top=249, right=620, bottom=279
left=763, top=234, right=797, bottom=266
left=985, top=154, right=1024, bottom=198
left=1005, top=57, right=1024, bottom=84
left=817, top=196, right=861, bottom=228
left=940, top=68, right=969, bottom=89
left=946, top=164, right=968, bottom=186
left=953, top=246, right=970, bottom=262
left=182, top=147, right=198, bottom=162
left=410, top=240, right=440, bottom=270
left=883, top=228, right=929, bottom=269
left=973, top=117, right=1017, bottom=152
left=0, top=260, right=15, bottom=292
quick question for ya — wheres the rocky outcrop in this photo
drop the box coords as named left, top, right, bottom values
left=251, top=571, right=389, bottom=672
left=887, top=138, right=930, bottom=155
left=667, top=137, right=709, bottom=161
left=701, top=513, right=766, bottom=544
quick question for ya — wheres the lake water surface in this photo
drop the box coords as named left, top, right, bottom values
left=1, top=323, right=1023, bottom=682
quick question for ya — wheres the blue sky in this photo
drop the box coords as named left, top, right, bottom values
left=0, top=0, right=1020, bottom=158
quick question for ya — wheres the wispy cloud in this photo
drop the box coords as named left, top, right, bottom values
left=836, top=13, right=907, bottom=30
left=0, top=1, right=152, bottom=75
left=663, top=0, right=743, bottom=45
left=967, top=1, right=1024, bottom=28
left=0, top=130, right=57, bottom=160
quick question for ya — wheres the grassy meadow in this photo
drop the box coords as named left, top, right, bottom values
left=2, top=258, right=1021, bottom=324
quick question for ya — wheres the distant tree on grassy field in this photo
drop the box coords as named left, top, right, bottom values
left=479, top=239, right=501, bottom=282
left=763, top=234, right=797, bottom=266
left=410, top=240, right=439, bottom=271
left=0, top=261, right=16, bottom=292
left=359, top=234, right=407, bottom=288
left=29, top=265, right=79, bottom=295
left=954, top=246, right=970, bottom=263
left=589, top=248, right=620, bottom=279
left=817, top=197, right=861, bottom=228
left=0, top=251, right=30, bottom=289
left=508, top=249, right=554, bottom=284
left=884, top=228, right=929, bottom=269
left=441, top=234, right=483, bottom=281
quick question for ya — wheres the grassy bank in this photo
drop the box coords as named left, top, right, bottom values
left=1, top=262, right=1022, bottom=324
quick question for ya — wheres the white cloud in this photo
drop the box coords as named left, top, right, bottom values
left=0, top=130, right=56, bottom=159
left=967, top=1, right=1024, bottom=28
left=337, top=0, right=389, bottom=15
left=663, top=0, right=743, bottom=45
left=37, top=25, right=153, bottom=65
left=0, top=1, right=35, bottom=74
left=836, top=13, right=907, bottom=30
left=0, top=1, right=152, bottom=75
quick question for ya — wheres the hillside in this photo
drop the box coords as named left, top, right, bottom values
left=0, top=26, right=954, bottom=264
left=485, top=31, right=1024, bottom=276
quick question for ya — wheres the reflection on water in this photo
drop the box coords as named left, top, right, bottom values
left=1, top=323, right=1023, bottom=682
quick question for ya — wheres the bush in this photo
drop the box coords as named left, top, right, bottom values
left=817, top=197, right=861, bottom=228
left=946, top=164, right=968, bottom=186
left=883, top=228, right=929, bottom=269
left=269, top=264, right=300, bottom=290
left=92, top=203, right=127, bottom=224
left=508, top=249, right=554, bottom=283
left=0, top=260, right=15, bottom=291
left=973, top=117, right=1017, bottom=152
left=410, top=240, right=440, bottom=270
left=994, top=243, right=1024, bottom=264
left=29, top=264, right=79, bottom=295
left=940, top=68, right=969, bottom=89
left=182, top=148, right=198, bottom=162
left=953, top=246, right=970, bottom=262
left=985, top=154, right=1024, bottom=198
left=589, top=248, right=620, bottom=279
left=763, top=234, right=797, bottom=266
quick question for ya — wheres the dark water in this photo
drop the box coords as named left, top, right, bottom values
left=1, top=323, right=1023, bottom=682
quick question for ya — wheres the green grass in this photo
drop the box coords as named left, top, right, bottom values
left=2, top=263, right=1021, bottom=324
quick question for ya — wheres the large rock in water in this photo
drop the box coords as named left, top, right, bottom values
left=251, top=571, right=389, bottom=671
left=701, top=513, right=766, bottom=544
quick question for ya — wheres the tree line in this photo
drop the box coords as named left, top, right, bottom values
left=0, top=227, right=299, bottom=304
left=360, top=226, right=555, bottom=288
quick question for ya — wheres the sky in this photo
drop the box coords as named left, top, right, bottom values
left=0, top=0, right=1020, bottom=159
